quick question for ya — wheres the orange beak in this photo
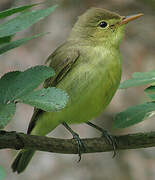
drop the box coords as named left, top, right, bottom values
left=121, top=13, right=143, bottom=25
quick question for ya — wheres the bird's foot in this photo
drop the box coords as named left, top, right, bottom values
left=101, top=130, right=117, bottom=157
left=62, top=122, right=85, bottom=162
left=86, top=121, right=117, bottom=157
left=72, top=132, right=85, bottom=162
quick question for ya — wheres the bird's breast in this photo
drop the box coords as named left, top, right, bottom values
left=57, top=46, right=122, bottom=123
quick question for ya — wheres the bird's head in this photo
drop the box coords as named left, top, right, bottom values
left=69, top=8, right=143, bottom=47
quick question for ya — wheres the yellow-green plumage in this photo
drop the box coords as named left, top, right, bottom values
left=31, top=42, right=122, bottom=135
left=30, top=8, right=124, bottom=135
left=12, top=8, right=142, bottom=173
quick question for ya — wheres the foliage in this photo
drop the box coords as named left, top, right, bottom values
left=0, top=66, right=55, bottom=103
left=0, top=103, right=16, bottom=129
left=19, top=87, right=69, bottom=112
left=119, top=70, right=155, bottom=89
left=0, top=3, right=57, bottom=54
left=114, top=70, right=155, bottom=128
left=0, top=66, right=68, bottom=129
left=0, top=3, right=69, bottom=130
left=0, top=32, right=48, bottom=54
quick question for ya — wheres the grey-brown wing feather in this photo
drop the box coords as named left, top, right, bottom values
left=27, top=43, right=79, bottom=134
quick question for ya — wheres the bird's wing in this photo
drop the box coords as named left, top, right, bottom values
left=44, top=43, right=80, bottom=87
left=27, top=43, right=80, bottom=134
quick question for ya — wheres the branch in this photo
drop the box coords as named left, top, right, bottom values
left=0, top=130, right=155, bottom=154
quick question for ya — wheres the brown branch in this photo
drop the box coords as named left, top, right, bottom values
left=0, top=130, right=155, bottom=154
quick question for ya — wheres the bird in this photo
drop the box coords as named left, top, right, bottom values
left=11, top=7, right=143, bottom=173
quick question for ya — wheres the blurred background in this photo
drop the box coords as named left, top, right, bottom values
left=0, top=0, right=155, bottom=179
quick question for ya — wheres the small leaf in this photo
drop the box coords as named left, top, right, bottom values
left=145, top=86, right=155, bottom=93
left=132, top=70, right=155, bottom=78
left=0, top=3, right=40, bottom=19
left=0, top=166, right=5, bottom=180
left=0, top=5, right=58, bottom=38
left=145, top=86, right=155, bottom=100
left=0, top=32, right=48, bottom=55
left=0, top=71, right=21, bottom=103
left=147, top=94, right=155, bottom=100
left=0, top=103, right=16, bottom=129
left=114, top=102, right=155, bottom=128
left=120, top=70, right=155, bottom=89
left=0, top=36, right=12, bottom=45
left=19, top=87, right=69, bottom=111
left=0, top=66, right=55, bottom=103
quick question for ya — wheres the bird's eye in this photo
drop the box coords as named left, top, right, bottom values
left=98, top=21, right=108, bottom=28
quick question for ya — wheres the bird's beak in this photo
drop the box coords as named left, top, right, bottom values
left=121, top=13, right=143, bottom=25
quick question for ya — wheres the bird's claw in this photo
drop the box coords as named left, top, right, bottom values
left=101, top=130, right=117, bottom=157
left=73, top=133, right=85, bottom=162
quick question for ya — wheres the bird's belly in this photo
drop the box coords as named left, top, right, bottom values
left=56, top=60, right=121, bottom=124
left=32, top=54, right=121, bottom=136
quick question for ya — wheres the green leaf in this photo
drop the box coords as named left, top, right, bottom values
left=0, top=36, right=12, bottom=45
left=19, top=87, right=69, bottom=111
left=0, top=66, right=55, bottom=103
left=0, top=3, right=40, bottom=19
left=0, top=32, right=48, bottom=55
left=132, top=70, right=155, bottom=78
left=114, top=102, right=155, bottom=128
left=145, top=86, right=155, bottom=100
left=0, top=166, right=5, bottom=180
left=0, top=5, right=58, bottom=38
left=119, top=70, right=155, bottom=89
left=0, top=71, right=21, bottom=103
left=145, top=86, right=155, bottom=93
left=147, top=94, right=155, bottom=100
left=0, top=103, right=16, bottom=129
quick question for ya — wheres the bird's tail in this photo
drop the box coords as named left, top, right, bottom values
left=11, top=149, right=35, bottom=174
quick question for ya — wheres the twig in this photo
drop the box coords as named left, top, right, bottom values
left=0, top=130, right=155, bottom=154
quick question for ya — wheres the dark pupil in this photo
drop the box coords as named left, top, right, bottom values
left=99, top=21, right=107, bottom=28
